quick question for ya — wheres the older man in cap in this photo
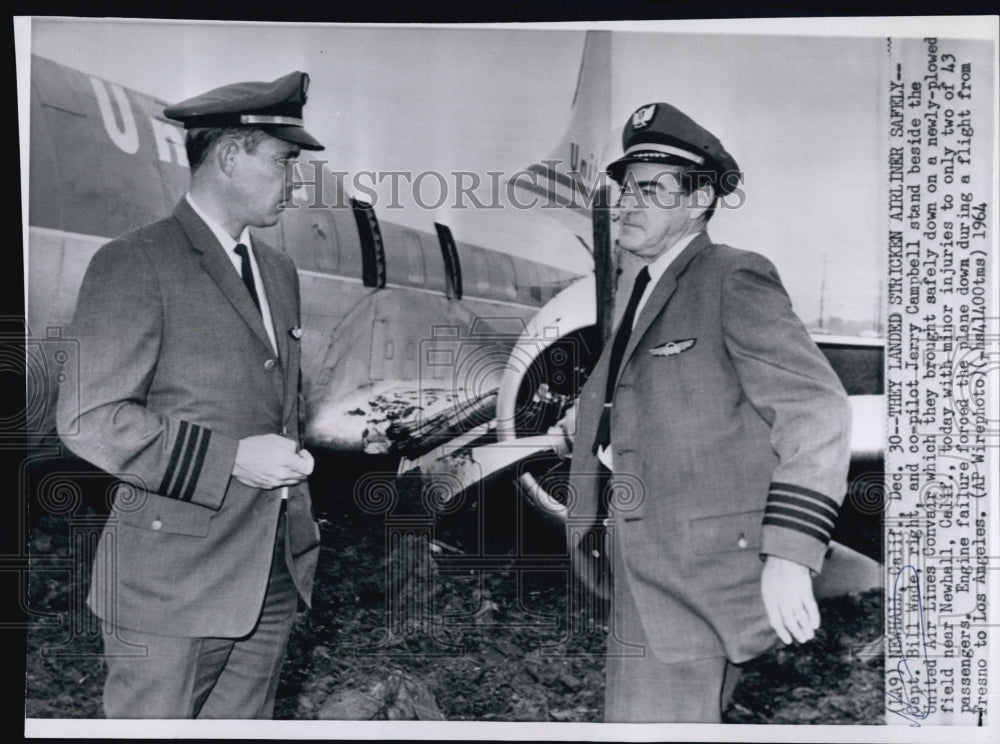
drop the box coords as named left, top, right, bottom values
left=560, top=103, right=852, bottom=722
left=58, top=72, right=325, bottom=718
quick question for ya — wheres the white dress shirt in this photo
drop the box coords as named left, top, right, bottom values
left=597, top=231, right=703, bottom=471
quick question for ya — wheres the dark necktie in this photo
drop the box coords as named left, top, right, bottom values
left=592, top=266, right=651, bottom=455
left=234, top=243, right=261, bottom=314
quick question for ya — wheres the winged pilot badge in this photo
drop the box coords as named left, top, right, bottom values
left=649, top=338, right=696, bottom=357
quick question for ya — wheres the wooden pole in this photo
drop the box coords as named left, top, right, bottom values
left=592, top=185, right=616, bottom=350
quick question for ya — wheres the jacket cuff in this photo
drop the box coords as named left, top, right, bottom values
left=156, top=421, right=239, bottom=510
left=760, top=481, right=839, bottom=574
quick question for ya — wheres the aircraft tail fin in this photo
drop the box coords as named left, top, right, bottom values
left=509, top=30, right=612, bottom=244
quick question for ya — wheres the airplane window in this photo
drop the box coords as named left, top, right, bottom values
left=279, top=208, right=339, bottom=272
left=551, top=267, right=574, bottom=295
left=403, top=231, right=426, bottom=285
left=495, top=254, right=518, bottom=300
left=479, top=251, right=511, bottom=302
left=311, top=212, right=339, bottom=271
left=817, top=342, right=884, bottom=396
left=513, top=258, right=540, bottom=305
left=421, top=235, right=447, bottom=294
left=464, top=245, right=491, bottom=295
left=536, top=265, right=555, bottom=302
left=477, top=251, right=492, bottom=295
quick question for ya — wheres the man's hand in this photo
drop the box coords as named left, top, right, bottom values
left=761, top=555, right=820, bottom=644
left=233, top=434, right=314, bottom=489
left=547, top=404, right=577, bottom=458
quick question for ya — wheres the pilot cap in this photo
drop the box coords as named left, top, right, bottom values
left=606, top=102, right=740, bottom=194
left=163, top=71, right=324, bottom=151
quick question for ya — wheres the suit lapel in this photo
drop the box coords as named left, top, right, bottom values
left=615, top=232, right=711, bottom=388
left=174, top=200, right=276, bottom=355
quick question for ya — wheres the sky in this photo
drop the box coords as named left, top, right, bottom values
left=21, top=17, right=990, bottom=329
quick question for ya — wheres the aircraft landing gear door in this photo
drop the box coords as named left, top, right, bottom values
left=351, top=197, right=386, bottom=288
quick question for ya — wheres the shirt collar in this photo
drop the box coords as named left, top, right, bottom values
left=185, top=193, right=252, bottom=252
left=644, top=231, right=702, bottom=286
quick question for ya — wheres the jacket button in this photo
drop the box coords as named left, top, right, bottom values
left=737, top=535, right=748, bottom=549
left=602, top=517, right=610, bottom=527
left=151, top=520, right=163, bottom=531
left=616, top=448, right=624, bottom=456
left=264, top=359, right=276, bottom=371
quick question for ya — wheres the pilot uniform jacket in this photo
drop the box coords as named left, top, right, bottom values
left=58, top=198, right=320, bottom=639
left=569, top=232, right=851, bottom=665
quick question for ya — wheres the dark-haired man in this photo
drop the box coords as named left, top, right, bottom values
left=564, top=102, right=852, bottom=722
left=58, top=72, right=325, bottom=718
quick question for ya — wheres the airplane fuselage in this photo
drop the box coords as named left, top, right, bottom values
left=27, top=55, right=585, bottom=454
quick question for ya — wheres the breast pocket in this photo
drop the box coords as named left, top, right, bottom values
left=689, top=509, right=763, bottom=556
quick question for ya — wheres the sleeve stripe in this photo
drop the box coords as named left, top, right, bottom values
left=180, top=428, right=212, bottom=503
left=171, top=425, right=204, bottom=500
left=159, top=420, right=191, bottom=496
left=765, top=504, right=835, bottom=536
left=770, top=482, right=840, bottom=513
left=766, top=492, right=839, bottom=523
left=762, top=515, right=832, bottom=545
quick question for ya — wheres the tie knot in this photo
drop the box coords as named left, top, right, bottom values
left=635, top=266, right=651, bottom=290
left=234, top=243, right=250, bottom=259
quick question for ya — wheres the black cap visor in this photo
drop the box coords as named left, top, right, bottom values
left=606, top=151, right=700, bottom=184
left=262, top=124, right=325, bottom=151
